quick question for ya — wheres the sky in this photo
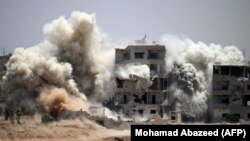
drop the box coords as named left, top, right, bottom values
left=0, top=0, right=250, bottom=58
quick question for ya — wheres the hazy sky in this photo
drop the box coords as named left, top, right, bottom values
left=0, top=0, right=250, bottom=57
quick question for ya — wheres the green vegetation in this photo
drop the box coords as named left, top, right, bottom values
left=4, top=106, right=23, bottom=124
left=41, top=113, right=55, bottom=123
left=223, top=114, right=240, bottom=123
left=15, top=107, right=22, bottom=124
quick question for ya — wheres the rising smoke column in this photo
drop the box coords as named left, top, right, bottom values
left=43, top=11, right=115, bottom=102
left=161, top=35, right=245, bottom=119
left=3, top=11, right=115, bottom=114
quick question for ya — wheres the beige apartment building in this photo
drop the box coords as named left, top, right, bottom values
left=212, top=65, right=250, bottom=121
left=115, top=40, right=168, bottom=119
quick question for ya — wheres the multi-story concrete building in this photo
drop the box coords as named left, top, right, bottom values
left=115, top=39, right=168, bottom=119
left=212, top=65, right=250, bottom=122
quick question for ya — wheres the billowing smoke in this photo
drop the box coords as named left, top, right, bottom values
left=2, top=11, right=245, bottom=122
left=38, top=87, right=89, bottom=116
left=43, top=11, right=115, bottom=101
left=169, top=64, right=208, bottom=118
left=116, top=64, right=150, bottom=80
left=161, top=35, right=244, bottom=119
left=3, top=11, right=114, bottom=115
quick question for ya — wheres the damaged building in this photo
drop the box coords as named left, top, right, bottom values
left=212, top=64, right=250, bottom=122
left=115, top=40, right=169, bottom=119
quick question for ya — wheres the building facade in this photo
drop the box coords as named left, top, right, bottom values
left=115, top=42, right=168, bottom=119
left=212, top=65, right=250, bottom=122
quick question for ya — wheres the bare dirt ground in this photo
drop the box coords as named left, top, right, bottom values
left=0, top=115, right=130, bottom=141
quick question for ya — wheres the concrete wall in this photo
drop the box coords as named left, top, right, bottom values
left=122, top=103, right=161, bottom=118
left=115, top=45, right=166, bottom=75
left=147, top=91, right=166, bottom=104
left=212, top=65, right=250, bottom=121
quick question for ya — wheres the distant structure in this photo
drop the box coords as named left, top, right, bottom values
left=0, top=53, right=11, bottom=114
left=114, top=36, right=169, bottom=119
left=212, top=65, right=250, bottom=122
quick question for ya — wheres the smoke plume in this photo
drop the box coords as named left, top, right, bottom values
left=38, top=87, right=89, bottom=115
left=116, top=64, right=150, bottom=80
left=3, top=11, right=114, bottom=115
left=161, top=35, right=244, bottom=119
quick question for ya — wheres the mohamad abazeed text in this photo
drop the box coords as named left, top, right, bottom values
left=135, top=129, right=219, bottom=137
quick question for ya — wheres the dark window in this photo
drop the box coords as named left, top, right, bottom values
left=150, top=64, right=157, bottom=73
left=245, top=67, right=250, bottom=78
left=243, top=95, right=250, bottom=106
left=150, top=78, right=158, bottom=90
left=138, top=109, right=144, bottom=116
left=161, top=79, right=168, bottom=90
left=116, top=78, right=124, bottom=88
left=142, top=92, right=147, bottom=104
left=171, top=112, right=176, bottom=120
left=234, top=113, right=240, bottom=118
left=149, top=52, right=158, bottom=59
left=214, top=67, right=219, bottom=74
left=134, top=52, right=144, bottom=59
left=123, top=95, right=128, bottom=104
left=150, top=110, right=156, bottom=114
left=231, top=66, right=244, bottom=77
left=96, top=120, right=104, bottom=126
left=248, top=113, right=250, bottom=119
left=222, top=85, right=229, bottom=90
left=221, top=97, right=229, bottom=105
left=247, top=85, right=250, bottom=90
left=152, top=95, right=156, bottom=104
left=222, top=113, right=229, bottom=118
left=221, top=66, right=230, bottom=75
left=123, top=52, right=130, bottom=60
left=163, top=79, right=167, bottom=88
left=148, top=51, right=159, bottom=59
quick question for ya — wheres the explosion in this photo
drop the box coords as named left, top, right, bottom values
left=3, top=11, right=114, bottom=115
left=2, top=11, right=245, bottom=121
left=161, top=36, right=244, bottom=119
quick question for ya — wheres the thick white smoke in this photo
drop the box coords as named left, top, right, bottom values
left=43, top=11, right=115, bottom=100
left=116, top=64, right=150, bottom=80
left=161, top=35, right=244, bottom=119
left=3, top=11, right=115, bottom=114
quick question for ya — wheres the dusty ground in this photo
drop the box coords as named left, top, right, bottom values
left=0, top=115, right=130, bottom=141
